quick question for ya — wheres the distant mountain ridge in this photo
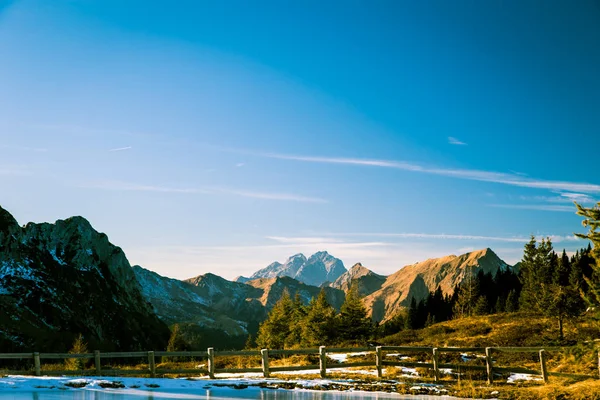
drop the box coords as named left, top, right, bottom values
left=238, top=251, right=347, bottom=287
left=362, top=248, right=511, bottom=322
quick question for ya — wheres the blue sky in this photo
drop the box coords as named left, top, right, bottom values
left=1, top=0, right=599, bottom=279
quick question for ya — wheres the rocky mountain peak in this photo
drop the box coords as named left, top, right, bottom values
left=0, top=206, right=19, bottom=234
left=349, top=263, right=369, bottom=274
left=363, top=248, right=512, bottom=322
left=247, top=251, right=346, bottom=286
left=330, top=262, right=386, bottom=296
left=0, top=207, right=169, bottom=352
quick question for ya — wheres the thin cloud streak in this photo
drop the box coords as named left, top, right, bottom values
left=108, top=146, right=132, bottom=152
left=0, top=144, right=47, bottom=152
left=280, top=232, right=580, bottom=243
left=519, top=193, right=595, bottom=204
left=80, top=181, right=327, bottom=203
left=248, top=151, right=600, bottom=194
left=266, top=236, right=345, bottom=244
left=489, top=204, right=575, bottom=213
left=0, top=165, right=32, bottom=176
left=448, top=137, right=467, bottom=145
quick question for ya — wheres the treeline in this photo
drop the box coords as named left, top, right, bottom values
left=252, top=285, right=373, bottom=349
left=252, top=244, right=596, bottom=347
left=380, top=267, right=522, bottom=335
left=382, top=242, right=595, bottom=337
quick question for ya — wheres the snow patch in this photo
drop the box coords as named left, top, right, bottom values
left=507, top=373, right=543, bottom=383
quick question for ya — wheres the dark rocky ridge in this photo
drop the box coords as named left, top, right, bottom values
left=0, top=206, right=169, bottom=352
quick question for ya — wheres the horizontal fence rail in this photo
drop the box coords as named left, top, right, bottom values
left=0, top=345, right=597, bottom=385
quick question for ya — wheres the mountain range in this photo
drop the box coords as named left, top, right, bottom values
left=0, top=206, right=517, bottom=351
left=235, top=251, right=347, bottom=287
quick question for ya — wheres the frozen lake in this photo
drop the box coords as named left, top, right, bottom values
left=0, top=376, right=467, bottom=400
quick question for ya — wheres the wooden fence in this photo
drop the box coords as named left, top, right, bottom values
left=0, top=346, right=596, bottom=384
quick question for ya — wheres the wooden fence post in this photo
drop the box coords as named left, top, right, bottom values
left=539, top=349, right=548, bottom=384
left=375, top=346, right=383, bottom=379
left=319, top=346, right=327, bottom=379
left=33, top=352, right=41, bottom=376
left=261, top=349, right=270, bottom=378
left=432, top=348, right=440, bottom=382
left=148, top=351, right=156, bottom=378
left=485, top=347, right=493, bottom=385
left=207, top=348, right=215, bottom=379
left=94, top=350, right=101, bottom=375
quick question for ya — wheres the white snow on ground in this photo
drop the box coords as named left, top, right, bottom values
left=215, top=367, right=382, bottom=379
left=386, top=354, right=411, bottom=360
left=507, top=373, right=543, bottom=383
left=327, top=351, right=371, bottom=363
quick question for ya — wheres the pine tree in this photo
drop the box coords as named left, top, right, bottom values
left=404, top=297, right=418, bottom=330
left=557, top=250, right=571, bottom=287
left=519, top=236, right=539, bottom=308
left=338, top=283, right=372, bottom=343
left=380, top=312, right=406, bottom=336
left=453, top=269, right=479, bottom=318
left=505, top=290, right=519, bottom=313
left=518, top=236, right=582, bottom=339
left=474, top=296, right=489, bottom=316
left=164, top=324, right=190, bottom=362
left=285, top=292, right=307, bottom=348
left=65, top=334, right=89, bottom=370
left=576, top=203, right=600, bottom=311
left=302, top=289, right=337, bottom=346
left=256, top=290, right=294, bottom=349
left=494, top=296, right=506, bottom=313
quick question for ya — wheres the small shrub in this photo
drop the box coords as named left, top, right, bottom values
left=64, top=334, right=89, bottom=371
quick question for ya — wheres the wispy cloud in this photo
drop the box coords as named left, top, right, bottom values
left=264, top=236, right=384, bottom=246
left=245, top=151, right=600, bottom=194
left=0, top=144, right=47, bottom=152
left=222, top=189, right=327, bottom=203
left=108, top=146, right=132, bottom=152
left=80, top=181, right=327, bottom=203
left=560, top=192, right=593, bottom=202
left=327, top=232, right=579, bottom=243
left=448, top=137, right=467, bottom=145
left=519, top=193, right=595, bottom=204
left=235, top=163, right=245, bottom=167
left=489, top=204, right=575, bottom=213
left=0, top=165, right=32, bottom=176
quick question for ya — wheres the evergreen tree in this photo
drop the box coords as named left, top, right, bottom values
left=474, top=296, right=489, bottom=316
left=164, top=324, right=190, bottom=362
left=518, top=236, right=582, bottom=339
left=519, top=236, right=539, bottom=308
left=338, top=283, right=372, bottom=343
left=576, top=203, right=600, bottom=312
left=557, top=250, right=571, bottom=287
left=425, top=313, right=435, bottom=327
left=302, top=289, right=337, bottom=346
left=404, top=297, right=418, bottom=330
left=65, top=334, right=89, bottom=370
left=380, top=312, right=406, bottom=337
left=494, top=295, right=506, bottom=313
left=505, top=290, right=519, bottom=313
left=285, top=292, right=307, bottom=348
left=256, top=290, right=294, bottom=349
left=453, top=269, right=479, bottom=318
